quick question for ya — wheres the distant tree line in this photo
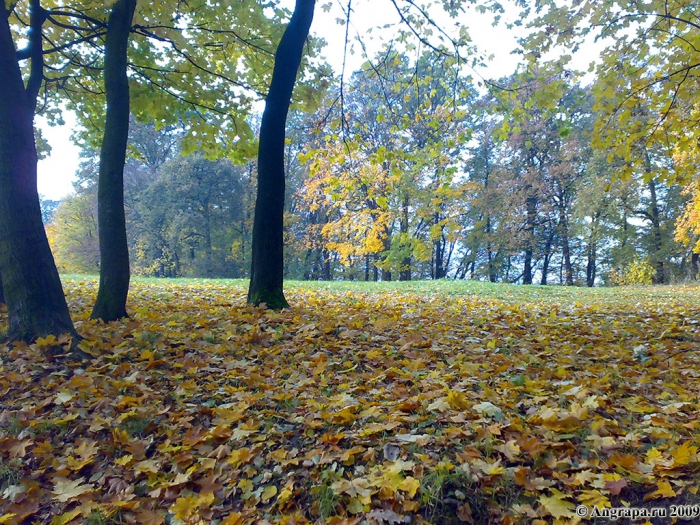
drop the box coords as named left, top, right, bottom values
left=48, top=54, right=698, bottom=286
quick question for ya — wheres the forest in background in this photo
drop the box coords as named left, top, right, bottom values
left=46, top=49, right=699, bottom=286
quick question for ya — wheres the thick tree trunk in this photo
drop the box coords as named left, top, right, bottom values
left=91, top=0, right=136, bottom=322
left=248, top=0, right=314, bottom=308
left=0, top=3, right=78, bottom=343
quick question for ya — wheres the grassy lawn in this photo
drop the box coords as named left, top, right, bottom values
left=0, top=277, right=699, bottom=524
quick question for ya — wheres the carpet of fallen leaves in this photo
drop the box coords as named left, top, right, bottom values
left=1, top=278, right=700, bottom=525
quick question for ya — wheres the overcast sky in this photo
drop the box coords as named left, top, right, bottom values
left=36, top=0, right=534, bottom=200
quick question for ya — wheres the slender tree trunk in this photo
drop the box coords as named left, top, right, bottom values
left=523, top=194, right=536, bottom=285
left=691, top=252, right=699, bottom=280
left=400, top=195, right=411, bottom=281
left=485, top=216, right=497, bottom=282
left=647, top=178, right=665, bottom=284
left=91, top=0, right=136, bottom=322
left=559, top=215, right=573, bottom=286
left=0, top=1, right=78, bottom=343
left=203, top=202, right=213, bottom=277
left=540, top=233, right=552, bottom=286
left=322, top=248, right=331, bottom=280
left=248, top=0, right=314, bottom=308
left=586, top=241, right=596, bottom=287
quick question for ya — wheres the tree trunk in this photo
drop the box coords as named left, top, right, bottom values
left=400, top=195, right=411, bottom=281
left=691, top=252, right=699, bottom=280
left=0, top=2, right=78, bottom=343
left=586, top=241, right=596, bottom=287
left=647, top=178, right=665, bottom=284
left=523, top=194, right=536, bottom=285
left=540, top=238, right=552, bottom=286
left=202, top=201, right=213, bottom=277
left=91, top=0, right=136, bottom=322
left=322, top=248, right=331, bottom=280
left=485, top=217, right=497, bottom=282
left=560, top=216, right=573, bottom=286
left=248, top=0, right=314, bottom=308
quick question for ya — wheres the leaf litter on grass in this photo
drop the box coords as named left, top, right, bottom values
left=0, top=279, right=699, bottom=524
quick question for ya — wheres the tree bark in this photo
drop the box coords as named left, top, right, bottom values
left=560, top=215, right=573, bottom=286
left=586, top=241, right=596, bottom=287
left=647, top=178, right=665, bottom=284
left=400, top=195, right=411, bottom=281
left=540, top=231, right=553, bottom=285
left=0, top=2, right=78, bottom=343
left=523, top=194, right=536, bottom=285
left=91, top=0, right=136, bottom=322
left=248, top=0, right=315, bottom=308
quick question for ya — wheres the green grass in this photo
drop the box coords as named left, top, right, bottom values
left=60, top=273, right=700, bottom=308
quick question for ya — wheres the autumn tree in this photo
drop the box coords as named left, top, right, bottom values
left=90, top=0, right=137, bottom=321
left=0, top=0, right=78, bottom=343
left=248, top=0, right=316, bottom=308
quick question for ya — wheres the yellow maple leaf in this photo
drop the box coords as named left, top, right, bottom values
left=399, top=476, right=420, bottom=498
left=538, top=489, right=577, bottom=519
left=472, top=458, right=506, bottom=477
left=115, top=454, right=133, bottom=466
left=495, top=439, right=521, bottom=460
left=52, top=477, right=94, bottom=502
left=446, top=389, right=468, bottom=410
left=74, top=439, right=99, bottom=459
left=645, top=480, right=676, bottom=500
left=220, top=513, right=245, bottom=525
left=170, top=493, right=215, bottom=521
left=227, top=447, right=253, bottom=468
left=261, top=485, right=278, bottom=503
left=50, top=509, right=82, bottom=525
left=578, top=490, right=611, bottom=509
left=645, top=447, right=663, bottom=464
left=671, top=441, right=698, bottom=467
left=35, top=335, right=57, bottom=347
left=0, top=515, right=16, bottom=525
left=276, top=482, right=294, bottom=507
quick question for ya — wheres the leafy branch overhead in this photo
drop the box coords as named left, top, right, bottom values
left=8, top=0, right=330, bottom=160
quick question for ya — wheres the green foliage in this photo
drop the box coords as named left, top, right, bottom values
left=0, top=458, right=21, bottom=489
left=516, top=0, right=699, bottom=184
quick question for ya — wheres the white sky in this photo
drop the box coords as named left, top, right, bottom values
left=36, top=0, right=597, bottom=200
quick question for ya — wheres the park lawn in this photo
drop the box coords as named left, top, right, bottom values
left=1, top=277, right=699, bottom=524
